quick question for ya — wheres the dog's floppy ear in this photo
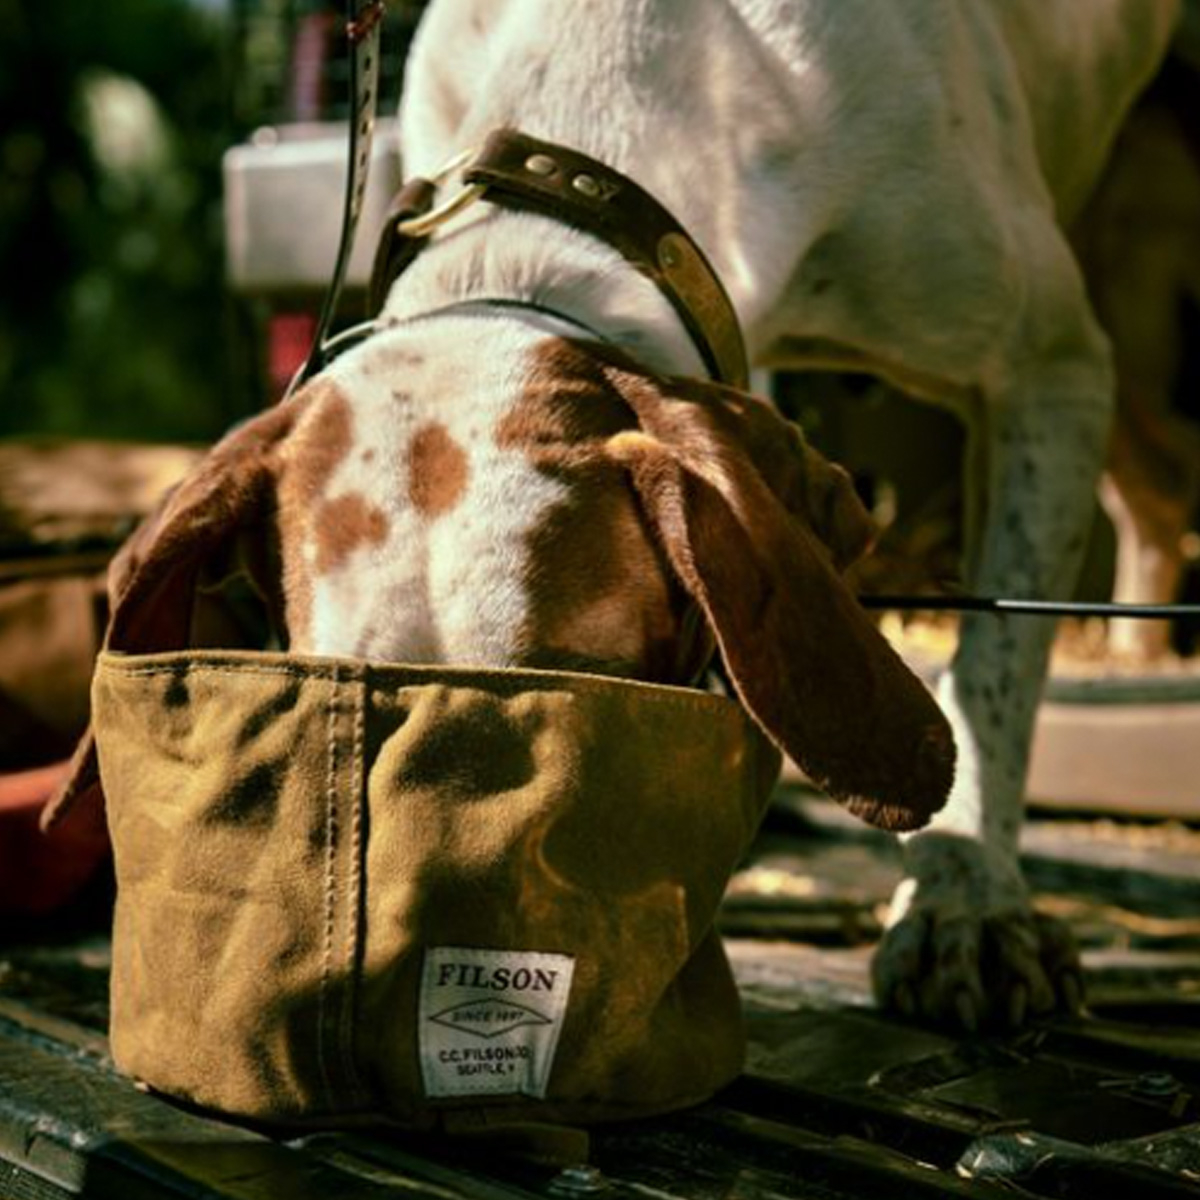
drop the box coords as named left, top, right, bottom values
left=102, top=398, right=300, bottom=655
left=603, top=361, right=954, bottom=832
left=41, top=397, right=303, bottom=832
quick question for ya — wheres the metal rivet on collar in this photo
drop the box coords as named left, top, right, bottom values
left=525, top=153, right=557, bottom=177
left=572, top=173, right=602, bottom=198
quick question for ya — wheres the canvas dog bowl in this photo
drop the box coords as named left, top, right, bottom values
left=92, top=648, right=780, bottom=1129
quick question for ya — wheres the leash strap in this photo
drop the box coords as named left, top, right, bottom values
left=370, top=129, right=750, bottom=389
left=293, top=0, right=386, bottom=392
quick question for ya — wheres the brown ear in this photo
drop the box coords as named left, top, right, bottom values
left=41, top=399, right=301, bottom=832
left=606, top=369, right=954, bottom=832
left=104, top=400, right=301, bottom=654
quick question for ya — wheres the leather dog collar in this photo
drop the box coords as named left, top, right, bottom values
left=370, top=129, right=750, bottom=389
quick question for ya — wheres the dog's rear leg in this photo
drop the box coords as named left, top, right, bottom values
left=1100, top=390, right=1200, bottom=661
left=872, top=239, right=1114, bottom=1031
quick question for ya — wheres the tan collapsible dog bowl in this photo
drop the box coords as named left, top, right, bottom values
left=91, top=648, right=780, bottom=1129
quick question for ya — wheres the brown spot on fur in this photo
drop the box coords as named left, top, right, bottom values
left=504, top=341, right=713, bottom=682
left=276, top=380, right=355, bottom=640
left=281, top=383, right=353, bottom=504
left=314, top=492, right=389, bottom=573
left=497, top=341, right=632, bottom=451
left=521, top=468, right=708, bottom=680
left=407, top=422, right=468, bottom=517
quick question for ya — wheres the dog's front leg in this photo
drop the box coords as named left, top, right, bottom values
left=872, top=239, right=1114, bottom=1031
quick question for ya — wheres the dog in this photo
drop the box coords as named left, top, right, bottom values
left=78, top=1, right=1182, bottom=1031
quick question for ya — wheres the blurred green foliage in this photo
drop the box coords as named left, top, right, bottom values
left=0, top=0, right=241, bottom=443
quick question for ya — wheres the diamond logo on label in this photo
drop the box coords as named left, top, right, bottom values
left=429, top=996, right=552, bottom=1039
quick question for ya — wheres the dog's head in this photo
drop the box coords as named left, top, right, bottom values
left=83, top=320, right=954, bottom=833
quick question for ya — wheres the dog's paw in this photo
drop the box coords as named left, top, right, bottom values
left=871, top=833, right=1083, bottom=1032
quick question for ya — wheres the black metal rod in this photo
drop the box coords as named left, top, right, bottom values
left=858, top=595, right=1200, bottom=618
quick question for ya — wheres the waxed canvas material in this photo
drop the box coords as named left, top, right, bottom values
left=94, top=648, right=780, bottom=1127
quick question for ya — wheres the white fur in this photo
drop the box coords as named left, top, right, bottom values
left=309, top=0, right=1183, bottom=1027
left=309, top=318, right=571, bottom=664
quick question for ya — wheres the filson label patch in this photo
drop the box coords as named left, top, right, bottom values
left=419, top=947, right=575, bottom=1099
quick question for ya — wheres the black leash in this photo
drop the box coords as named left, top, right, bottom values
left=292, top=0, right=386, bottom=394
left=859, top=595, right=1200, bottom=619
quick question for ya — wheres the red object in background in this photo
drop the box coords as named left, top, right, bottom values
left=268, top=311, right=318, bottom=398
left=0, top=762, right=110, bottom=917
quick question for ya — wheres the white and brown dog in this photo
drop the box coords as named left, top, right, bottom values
left=87, top=1, right=1184, bottom=1030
